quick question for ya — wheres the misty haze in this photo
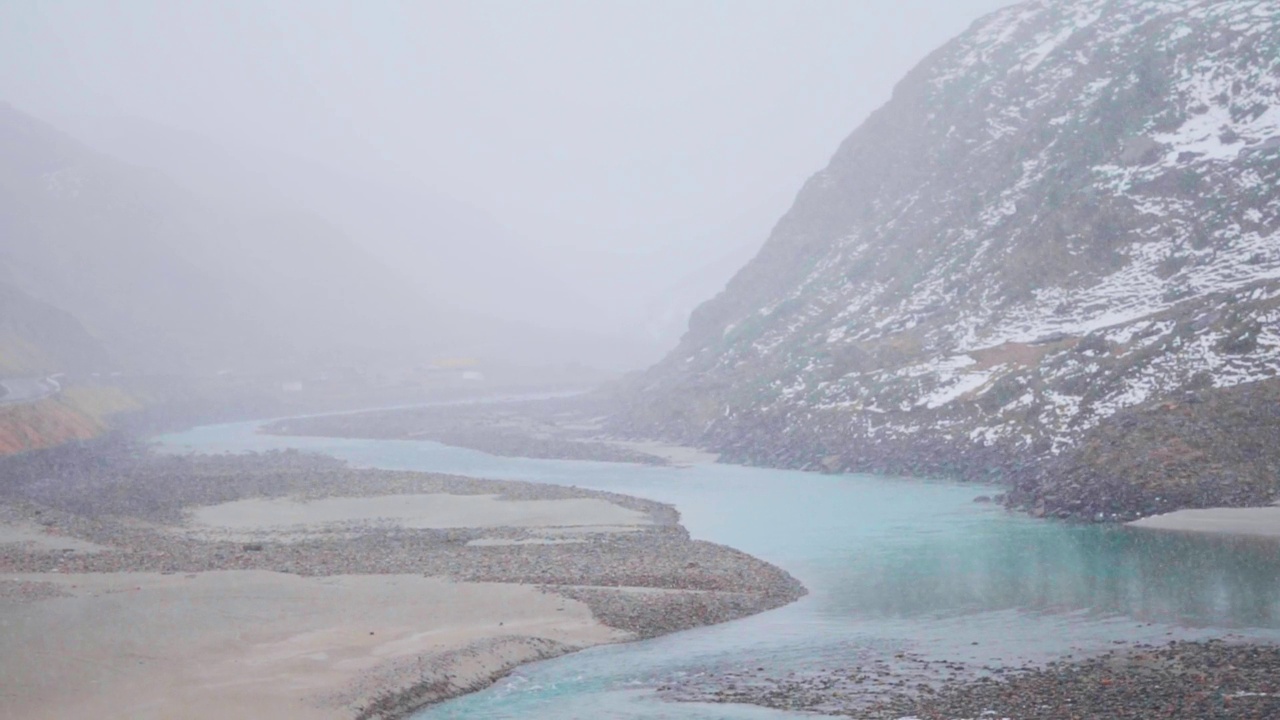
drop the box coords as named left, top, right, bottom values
left=3, top=1, right=1280, bottom=719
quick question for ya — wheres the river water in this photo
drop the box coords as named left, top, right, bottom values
left=160, top=419, right=1280, bottom=719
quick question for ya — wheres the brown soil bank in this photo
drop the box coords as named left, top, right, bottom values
left=0, top=397, right=101, bottom=453
left=0, top=385, right=140, bottom=455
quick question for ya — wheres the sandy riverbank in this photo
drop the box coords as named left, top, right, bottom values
left=1, top=571, right=622, bottom=720
left=1128, top=504, right=1280, bottom=537
left=0, top=439, right=803, bottom=719
left=596, top=438, right=719, bottom=466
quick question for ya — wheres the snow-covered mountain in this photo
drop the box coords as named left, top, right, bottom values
left=613, top=0, right=1280, bottom=515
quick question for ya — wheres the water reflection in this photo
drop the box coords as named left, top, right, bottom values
left=825, top=520, right=1280, bottom=627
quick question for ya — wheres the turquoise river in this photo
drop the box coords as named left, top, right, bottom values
left=160, top=415, right=1280, bottom=719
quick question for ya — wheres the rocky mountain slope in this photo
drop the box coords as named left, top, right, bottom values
left=0, top=103, right=464, bottom=374
left=0, top=280, right=112, bottom=376
left=613, top=0, right=1280, bottom=517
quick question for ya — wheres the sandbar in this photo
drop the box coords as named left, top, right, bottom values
left=1128, top=506, right=1280, bottom=537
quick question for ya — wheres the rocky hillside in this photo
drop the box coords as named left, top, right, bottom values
left=0, top=103, right=463, bottom=374
left=613, top=0, right=1280, bottom=517
left=0, top=281, right=112, bottom=375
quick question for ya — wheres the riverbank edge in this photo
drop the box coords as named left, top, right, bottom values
left=674, top=637, right=1280, bottom=719
left=1126, top=504, right=1280, bottom=537
left=351, top=636, right=577, bottom=720
left=196, top=437, right=809, bottom=720
left=218, top=405, right=1280, bottom=718
left=606, top=378, right=1280, bottom=529
left=177, top=406, right=810, bottom=719
left=358, top=576, right=810, bottom=720
left=1, top=429, right=809, bottom=720
left=342, top=549, right=808, bottom=719
left=264, top=398, right=1280, bottom=539
left=332, top=542, right=807, bottom=719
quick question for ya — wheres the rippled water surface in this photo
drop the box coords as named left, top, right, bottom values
left=160, top=419, right=1280, bottom=719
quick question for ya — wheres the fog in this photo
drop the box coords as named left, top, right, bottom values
left=8, top=4, right=1280, bottom=716
left=1, top=0, right=1008, bottom=372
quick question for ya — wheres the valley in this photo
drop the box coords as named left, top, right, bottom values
left=2, top=1, right=1279, bottom=718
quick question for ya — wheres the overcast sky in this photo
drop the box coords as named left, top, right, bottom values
left=1, top=0, right=1011, bottom=367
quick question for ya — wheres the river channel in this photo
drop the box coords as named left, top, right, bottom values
left=159, top=417, right=1280, bottom=719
